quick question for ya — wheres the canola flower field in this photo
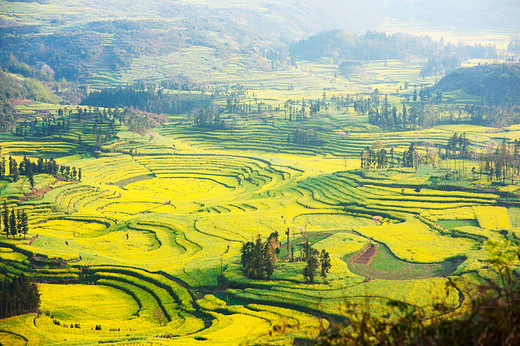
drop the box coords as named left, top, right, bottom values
left=1, top=108, right=520, bottom=344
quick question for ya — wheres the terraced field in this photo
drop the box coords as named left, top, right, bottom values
left=2, top=105, right=520, bottom=344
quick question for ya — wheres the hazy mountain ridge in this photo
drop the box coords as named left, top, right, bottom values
left=0, top=0, right=517, bottom=86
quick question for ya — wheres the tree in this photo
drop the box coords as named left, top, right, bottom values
left=264, top=232, right=280, bottom=279
left=303, top=248, right=320, bottom=284
left=241, top=233, right=280, bottom=280
left=0, top=157, right=5, bottom=178
left=252, top=236, right=265, bottom=279
left=153, top=308, right=167, bottom=326
left=241, top=241, right=256, bottom=278
left=320, top=250, right=332, bottom=280
left=16, top=210, right=22, bottom=238
left=2, top=200, right=8, bottom=238
left=21, top=211, right=29, bottom=239
left=28, top=174, right=35, bottom=189
left=285, top=228, right=290, bottom=260
left=9, top=208, right=17, bottom=238
left=241, top=235, right=266, bottom=279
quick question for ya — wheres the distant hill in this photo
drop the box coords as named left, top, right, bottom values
left=432, top=63, right=520, bottom=105
left=0, top=0, right=381, bottom=86
left=0, top=0, right=516, bottom=87
left=289, top=30, right=496, bottom=64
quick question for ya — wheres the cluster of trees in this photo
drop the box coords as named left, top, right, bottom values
left=338, top=61, right=364, bottom=77
left=1, top=201, right=29, bottom=239
left=466, top=104, right=520, bottom=127
left=0, top=274, right=40, bottom=319
left=357, top=133, right=520, bottom=184
left=361, top=145, right=394, bottom=170
left=0, top=156, right=81, bottom=186
left=76, top=105, right=155, bottom=138
left=478, top=139, right=520, bottom=183
left=193, top=105, right=225, bottom=129
left=14, top=116, right=71, bottom=138
left=366, top=96, right=520, bottom=131
left=420, top=54, right=462, bottom=77
left=290, top=30, right=496, bottom=75
left=192, top=88, right=359, bottom=127
left=360, top=135, right=472, bottom=171
left=82, top=84, right=211, bottom=115
left=241, top=232, right=280, bottom=280
left=290, top=128, right=322, bottom=146
left=401, top=142, right=422, bottom=169
left=364, top=91, right=452, bottom=131
left=240, top=232, right=331, bottom=284
left=300, top=241, right=331, bottom=284
left=14, top=105, right=118, bottom=140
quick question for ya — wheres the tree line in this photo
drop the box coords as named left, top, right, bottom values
left=478, top=139, right=520, bottom=183
left=358, top=133, right=520, bottom=184
left=0, top=274, right=40, bottom=319
left=0, top=156, right=81, bottom=187
left=82, top=85, right=211, bottom=116
left=1, top=201, right=29, bottom=239
left=290, top=30, right=496, bottom=69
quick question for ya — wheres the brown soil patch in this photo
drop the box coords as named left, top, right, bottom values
left=114, top=174, right=155, bottom=188
left=351, top=243, right=379, bottom=266
left=20, top=185, right=53, bottom=202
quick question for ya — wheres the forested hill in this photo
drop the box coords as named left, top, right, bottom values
left=432, top=63, right=520, bottom=105
left=0, top=0, right=380, bottom=85
left=289, top=30, right=497, bottom=62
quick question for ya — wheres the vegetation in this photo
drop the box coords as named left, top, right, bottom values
left=432, top=63, right=520, bottom=105
left=240, top=232, right=280, bottom=280
left=317, top=240, right=520, bottom=345
left=0, top=1, right=519, bottom=344
left=0, top=274, right=40, bottom=319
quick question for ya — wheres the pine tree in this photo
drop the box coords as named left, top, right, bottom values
left=21, top=211, right=29, bottom=239
left=9, top=208, right=17, bottom=238
left=320, top=250, right=332, bottom=280
left=303, top=247, right=320, bottom=284
left=0, top=156, right=4, bottom=177
left=28, top=174, right=35, bottom=189
left=2, top=200, right=8, bottom=238
left=16, top=210, right=22, bottom=238
left=264, top=232, right=280, bottom=279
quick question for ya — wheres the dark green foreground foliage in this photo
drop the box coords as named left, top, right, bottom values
left=316, top=241, right=520, bottom=345
left=0, top=274, right=40, bottom=319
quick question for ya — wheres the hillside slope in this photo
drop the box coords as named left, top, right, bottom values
left=432, top=63, right=520, bottom=104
